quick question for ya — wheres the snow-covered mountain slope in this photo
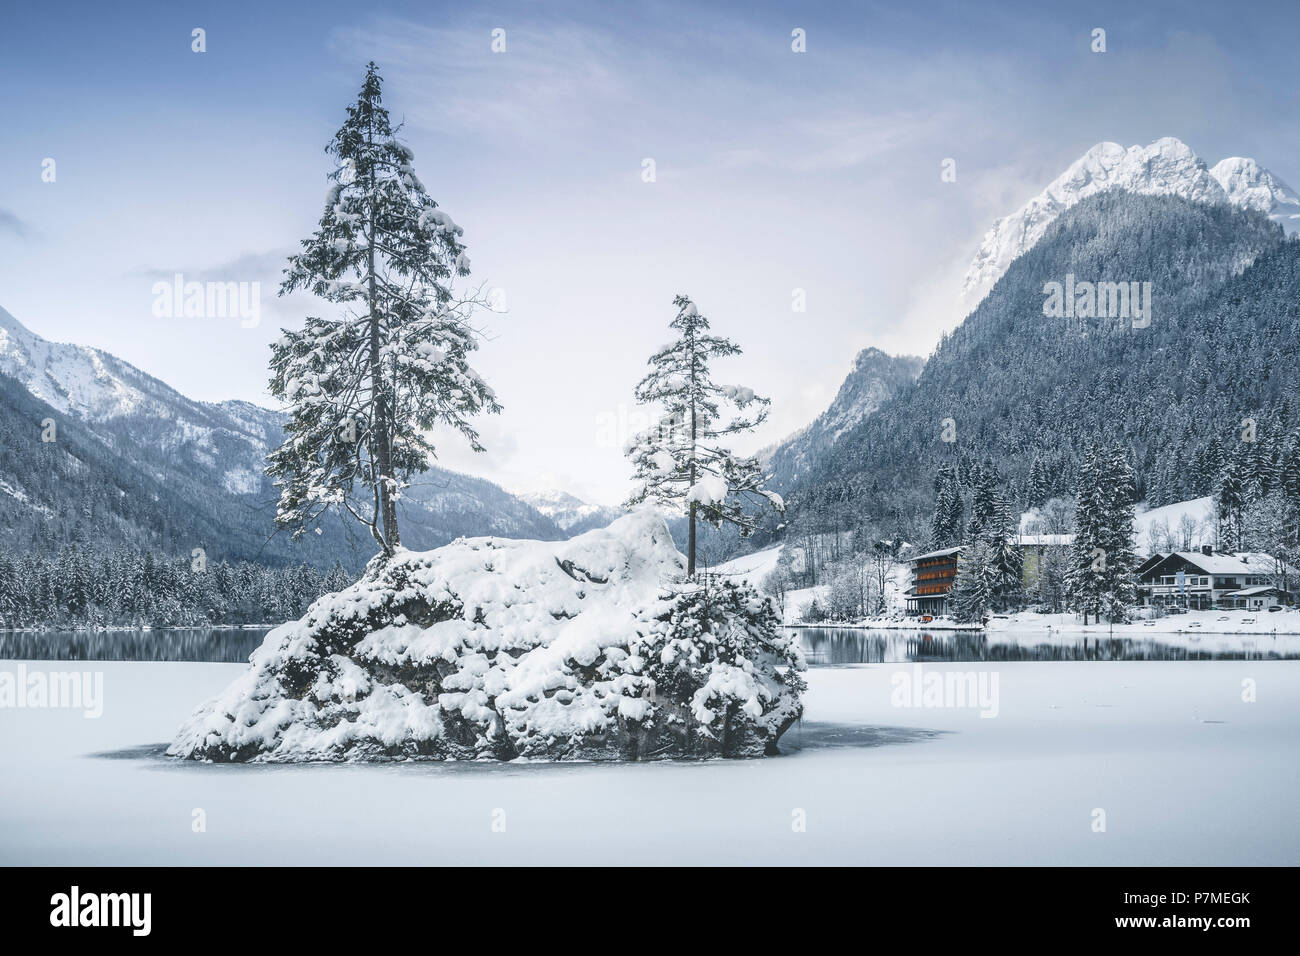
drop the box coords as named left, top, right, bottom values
left=712, top=544, right=784, bottom=585
left=1210, top=156, right=1300, bottom=224
left=0, top=303, right=282, bottom=493
left=1134, top=496, right=1215, bottom=552
left=1022, top=495, right=1217, bottom=552
left=962, top=137, right=1300, bottom=306
left=0, top=304, right=564, bottom=565
left=762, top=347, right=923, bottom=491
left=804, top=189, right=1291, bottom=520
left=519, top=489, right=622, bottom=535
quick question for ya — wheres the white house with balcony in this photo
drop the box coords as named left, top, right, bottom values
left=1135, top=548, right=1297, bottom=610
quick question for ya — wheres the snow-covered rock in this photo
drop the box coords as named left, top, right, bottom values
left=962, top=137, right=1300, bottom=307
left=168, top=509, right=805, bottom=762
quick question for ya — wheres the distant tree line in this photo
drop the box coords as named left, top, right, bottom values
left=0, top=547, right=354, bottom=630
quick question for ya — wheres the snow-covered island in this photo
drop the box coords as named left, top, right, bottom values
left=168, top=511, right=805, bottom=763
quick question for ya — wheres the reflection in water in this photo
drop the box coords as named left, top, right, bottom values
left=796, top=627, right=1299, bottom=664
left=4, top=625, right=1292, bottom=665
left=0, top=629, right=271, bottom=663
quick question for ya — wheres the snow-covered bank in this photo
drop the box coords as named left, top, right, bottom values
left=791, top=618, right=983, bottom=632
left=708, top=545, right=783, bottom=585
left=791, top=607, right=1300, bottom=638
left=3, top=658, right=1297, bottom=864
left=169, top=511, right=803, bottom=762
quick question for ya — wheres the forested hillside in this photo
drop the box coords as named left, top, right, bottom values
left=786, top=191, right=1299, bottom=539
left=762, top=347, right=923, bottom=492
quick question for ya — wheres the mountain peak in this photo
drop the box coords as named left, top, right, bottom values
left=520, top=488, right=587, bottom=509
left=962, top=138, right=1298, bottom=307
left=519, top=489, right=621, bottom=534
left=1209, top=156, right=1300, bottom=223
left=852, top=346, right=891, bottom=368
left=762, top=348, right=923, bottom=490
left=0, top=303, right=578, bottom=563
left=0, top=304, right=121, bottom=418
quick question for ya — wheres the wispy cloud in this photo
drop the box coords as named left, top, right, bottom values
left=0, top=208, right=30, bottom=239
left=329, top=13, right=964, bottom=186
left=330, top=19, right=630, bottom=138
left=125, top=249, right=293, bottom=284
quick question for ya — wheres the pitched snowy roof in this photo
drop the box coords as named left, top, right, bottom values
left=1223, top=585, right=1289, bottom=597
left=909, top=546, right=964, bottom=562
left=1155, top=551, right=1297, bottom=576
left=1017, top=534, right=1074, bottom=546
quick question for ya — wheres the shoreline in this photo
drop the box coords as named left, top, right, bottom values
left=0, top=624, right=275, bottom=635
left=787, top=612, right=1300, bottom=638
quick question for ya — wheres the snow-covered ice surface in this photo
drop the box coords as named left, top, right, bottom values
left=3, top=656, right=1296, bottom=865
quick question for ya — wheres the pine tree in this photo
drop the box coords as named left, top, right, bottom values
left=1145, top=457, right=1167, bottom=508
left=268, top=63, right=499, bottom=556
left=1068, top=445, right=1105, bottom=622
left=948, top=539, right=995, bottom=623
left=965, top=462, right=998, bottom=541
left=1279, top=431, right=1300, bottom=504
left=1196, top=436, right=1224, bottom=497
left=929, top=463, right=964, bottom=548
left=1066, top=443, right=1138, bottom=623
left=1026, top=456, right=1049, bottom=509
left=985, top=494, right=1024, bottom=610
left=1214, top=452, right=1246, bottom=552
left=624, top=294, right=783, bottom=575
left=1245, top=439, right=1272, bottom=499
left=1035, top=545, right=1068, bottom=612
left=1099, top=443, right=1139, bottom=620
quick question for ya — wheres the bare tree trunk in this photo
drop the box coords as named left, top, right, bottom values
left=688, top=501, right=697, bottom=577
left=367, top=143, right=399, bottom=555
left=687, top=346, right=697, bottom=577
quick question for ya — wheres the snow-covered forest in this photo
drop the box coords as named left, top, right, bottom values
left=0, top=549, right=352, bottom=630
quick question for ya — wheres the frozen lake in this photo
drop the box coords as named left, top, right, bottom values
left=2, top=649, right=1297, bottom=865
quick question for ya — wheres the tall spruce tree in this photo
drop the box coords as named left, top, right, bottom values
left=948, top=539, right=996, bottom=623
left=624, top=294, right=783, bottom=575
left=1101, top=443, right=1140, bottom=619
left=1025, top=456, right=1049, bottom=509
left=1035, top=545, right=1068, bottom=612
left=929, top=463, right=964, bottom=548
left=1214, top=451, right=1247, bottom=551
left=965, top=462, right=998, bottom=541
left=268, top=63, right=499, bottom=556
left=955, top=462, right=1022, bottom=611
left=1066, top=443, right=1138, bottom=623
left=985, top=494, right=1024, bottom=610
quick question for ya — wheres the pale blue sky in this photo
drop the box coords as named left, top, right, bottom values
left=2, top=0, right=1298, bottom=503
